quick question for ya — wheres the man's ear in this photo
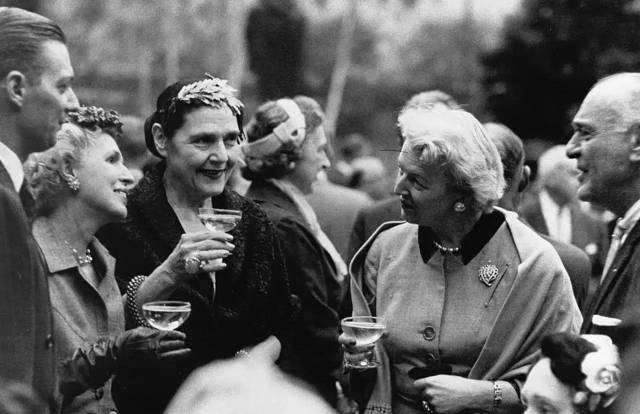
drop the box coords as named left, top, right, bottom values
left=152, top=123, right=168, bottom=158
left=517, top=165, right=531, bottom=193
left=5, top=70, right=27, bottom=108
left=629, top=123, right=640, bottom=162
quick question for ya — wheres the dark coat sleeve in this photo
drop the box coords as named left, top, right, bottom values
left=0, top=187, right=56, bottom=407
left=274, top=218, right=342, bottom=395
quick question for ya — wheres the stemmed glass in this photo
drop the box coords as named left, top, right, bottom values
left=142, top=301, right=191, bottom=331
left=341, top=316, right=386, bottom=369
left=198, top=208, right=242, bottom=234
left=197, top=208, right=242, bottom=295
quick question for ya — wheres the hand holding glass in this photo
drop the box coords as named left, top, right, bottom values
left=341, top=316, right=386, bottom=369
left=198, top=208, right=241, bottom=264
left=142, top=301, right=191, bottom=331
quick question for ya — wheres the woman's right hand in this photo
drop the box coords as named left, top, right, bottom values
left=162, top=230, right=235, bottom=280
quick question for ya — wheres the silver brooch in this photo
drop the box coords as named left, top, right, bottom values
left=478, top=263, right=499, bottom=287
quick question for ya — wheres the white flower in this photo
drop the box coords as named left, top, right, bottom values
left=581, top=348, right=621, bottom=395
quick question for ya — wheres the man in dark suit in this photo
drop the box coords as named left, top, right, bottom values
left=566, top=72, right=640, bottom=333
left=484, top=122, right=592, bottom=311
left=520, top=144, right=609, bottom=279
left=0, top=7, right=78, bottom=409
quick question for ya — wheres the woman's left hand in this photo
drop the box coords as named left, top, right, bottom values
left=414, top=375, right=488, bottom=414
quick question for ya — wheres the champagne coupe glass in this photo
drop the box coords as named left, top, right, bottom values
left=142, top=301, right=191, bottom=331
left=341, top=316, right=386, bottom=369
left=198, top=208, right=242, bottom=233
left=197, top=208, right=242, bottom=295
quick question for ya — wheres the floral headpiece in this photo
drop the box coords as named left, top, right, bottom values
left=579, top=335, right=621, bottom=410
left=67, top=105, right=123, bottom=134
left=164, top=74, right=244, bottom=118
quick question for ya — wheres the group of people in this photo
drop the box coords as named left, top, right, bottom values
left=0, top=6, right=638, bottom=414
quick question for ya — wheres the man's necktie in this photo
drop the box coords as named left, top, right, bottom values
left=601, top=219, right=627, bottom=282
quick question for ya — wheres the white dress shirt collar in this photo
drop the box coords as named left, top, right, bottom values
left=0, top=141, right=23, bottom=192
left=539, top=189, right=572, bottom=244
left=616, top=197, right=640, bottom=246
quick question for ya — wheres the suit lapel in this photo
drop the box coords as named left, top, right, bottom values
left=0, top=162, right=15, bottom=192
left=585, top=221, right=640, bottom=328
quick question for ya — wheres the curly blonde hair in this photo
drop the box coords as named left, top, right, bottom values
left=397, top=105, right=505, bottom=212
left=24, top=106, right=123, bottom=217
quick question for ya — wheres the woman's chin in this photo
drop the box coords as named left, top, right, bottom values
left=198, top=182, right=226, bottom=198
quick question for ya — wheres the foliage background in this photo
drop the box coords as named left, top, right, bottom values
left=5, top=0, right=640, bottom=178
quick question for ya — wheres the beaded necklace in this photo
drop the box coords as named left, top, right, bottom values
left=432, top=239, right=461, bottom=255
left=64, top=241, right=93, bottom=266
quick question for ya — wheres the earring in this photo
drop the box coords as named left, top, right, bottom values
left=64, top=175, right=80, bottom=192
left=453, top=201, right=466, bottom=213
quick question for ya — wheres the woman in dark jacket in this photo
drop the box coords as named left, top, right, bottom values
left=97, top=76, right=293, bottom=413
left=241, top=96, right=344, bottom=405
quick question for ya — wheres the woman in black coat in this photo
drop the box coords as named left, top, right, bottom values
left=242, top=96, right=344, bottom=405
left=98, top=76, right=293, bottom=413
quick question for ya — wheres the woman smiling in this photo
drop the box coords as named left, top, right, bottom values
left=97, top=76, right=293, bottom=413
left=25, top=106, right=190, bottom=413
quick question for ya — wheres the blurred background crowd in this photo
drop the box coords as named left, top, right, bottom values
left=3, top=1, right=640, bottom=413
left=13, top=0, right=640, bottom=186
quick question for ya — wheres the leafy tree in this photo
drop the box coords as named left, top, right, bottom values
left=483, top=0, right=640, bottom=143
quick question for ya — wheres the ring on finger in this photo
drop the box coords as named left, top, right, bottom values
left=421, top=401, right=435, bottom=414
left=183, top=254, right=201, bottom=274
left=198, top=259, right=208, bottom=270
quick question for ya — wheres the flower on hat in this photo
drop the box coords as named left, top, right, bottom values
left=580, top=335, right=621, bottom=405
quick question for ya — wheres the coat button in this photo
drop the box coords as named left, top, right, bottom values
left=94, top=387, right=104, bottom=400
left=45, top=334, right=54, bottom=349
left=422, top=326, right=436, bottom=341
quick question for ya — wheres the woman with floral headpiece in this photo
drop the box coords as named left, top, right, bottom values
left=97, top=76, right=293, bottom=413
left=521, top=333, right=621, bottom=413
left=24, top=106, right=192, bottom=414
left=241, top=96, right=345, bottom=405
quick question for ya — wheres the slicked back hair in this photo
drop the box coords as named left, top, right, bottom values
left=0, top=7, right=65, bottom=83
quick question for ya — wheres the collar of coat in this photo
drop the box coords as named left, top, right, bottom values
left=418, top=209, right=505, bottom=265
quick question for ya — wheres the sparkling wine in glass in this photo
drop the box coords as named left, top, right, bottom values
left=341, top=316, right=386, bottom=369
left=142, top=301, right=191, bottom=331
left=198, top=208, right=242, bottom=233
left=197, top=208, right=242, bottom=298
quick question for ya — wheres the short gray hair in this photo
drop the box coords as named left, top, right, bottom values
left=397, top=105, right=505, bottom=211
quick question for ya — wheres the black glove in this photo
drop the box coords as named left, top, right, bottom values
left=114, top=327, right=191, bottom=372
left=58, top=328, right=190, bottom=402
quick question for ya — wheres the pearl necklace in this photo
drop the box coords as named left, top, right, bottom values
left=432, top=239, right=461, bottom=255
left=65, top=241, right=93, bottom=266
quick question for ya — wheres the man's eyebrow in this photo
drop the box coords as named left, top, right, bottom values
left=223, top=131, right=240, bottom=139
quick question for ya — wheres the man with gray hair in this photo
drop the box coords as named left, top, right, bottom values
left=566, top=72, right=640, bottom=333
left=0, top=7, right=78, bottom=409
